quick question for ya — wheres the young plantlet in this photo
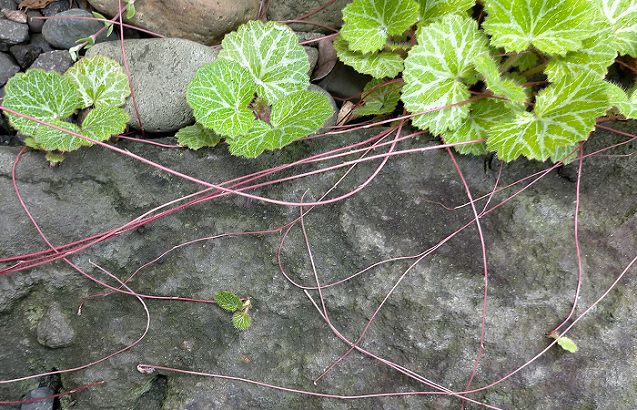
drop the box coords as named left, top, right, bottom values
left=214, top=291, right=253, bottom=330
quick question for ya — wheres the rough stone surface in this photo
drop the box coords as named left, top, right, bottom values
left=29, top=50, right=72, bottom=72
left=86, top=0, right=260, bottom=45
left=0, top=19, right=28, bottom=45
left=36, top=303, right=76, bottom=348
left=26, top=10, right=44, bottom=33
left=0, top=0, right=17, bottom=11
left=0, top=51, right=19, bottom=86
left=305, top=45, right=319, bottom=76
left=1, top=123, right=637, bottom=409
left=268, top=0, right=350, bottom=32
left=42, top=8, right=113, bottom=49
left=40, top=0, right=70, bottom=17
left=86, top=38, right=218, bottom=133
left=29, top=33, right=53, bottom=53
left=9, top=43, right=41, bottom=69
left=20, top=387, right=55, bottom=410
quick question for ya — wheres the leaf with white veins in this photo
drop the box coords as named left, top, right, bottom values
left=65, top=55, right=130, bottom=108
left=334, top=36, right=404, bottom=79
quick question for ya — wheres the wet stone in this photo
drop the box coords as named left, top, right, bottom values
left=29, top=49, right=72, bottom=72
left=0, top=19, right=29, bottom=45
left=36, top=303, right=75, bottom=348
left=0, top=51, right=19, bottom=86
left=10, top=43, right=41, bottom=68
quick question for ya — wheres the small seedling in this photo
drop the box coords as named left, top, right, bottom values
left=214, top=291, right=253, bottom=330
left=549, top=331, right=578, bottom=353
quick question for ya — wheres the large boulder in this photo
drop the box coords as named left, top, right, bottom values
left=1, top=123, right=637, bottom=408
left=86, top=0, right=260, bottom=45
left=86, top=38, right=218, bottom=133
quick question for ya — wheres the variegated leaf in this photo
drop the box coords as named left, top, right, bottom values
left=417, top=0, right=475, bottom=24
left=65, top=55, right=130, bottom=108
left=334, top=36, right=404, bottom=79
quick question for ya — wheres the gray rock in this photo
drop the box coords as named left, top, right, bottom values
left=36, top=303, right=75, bottom=348
left=20, top=387, right=55, bottom=410
left=0, top=0, right=17, bottom=11
left=29, top=50, right=72, bottom=72
left=41, top=0, right=70, bottom=17
left=1, top=122, right=637, bottom=408
left=86, top=38, right=218, bottom=133
left=0, top=52, right=19, bottom=86
left=42, top=8, right=113, bottom=49
left=305, top=45, right=318, bottom=77
left=87, top=0, right=260, bottom=45
left=30, top=33, right=53, bottom=53
left=0, top=19, right=28, bottom=45
left=10, top=43, right=41, bottom=68
left=26, top=10, right=44, bottom=33
left=268, top=0, right=349, bottom=32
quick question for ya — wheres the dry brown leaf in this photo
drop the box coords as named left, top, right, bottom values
left=312, top=37, right=338, bottom=81
left=18, top=0, right=57, bottom=10
left=336, top=101, right=358, bottom=126
left=2, top=8, right=27, bottom=23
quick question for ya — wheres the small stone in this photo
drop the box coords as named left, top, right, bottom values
left=36, top=303, right=75, bottom=348
left=29, top=49, right=72, bottom=72
left=26, top=9, right=44, bottom=33
left=87, top=38, right=219, bottom=132
left=30, top=32, right=53, bottom=53
left=43, top=8, right=113, bottom=49
left=2, top=8, right=27, bottom=23
left=10, top=43, right=41, bottom=68
left=0, top=0, right=17, bottom=11
left=0, top=19, right=29, bottom=45
left=0, top=52, right=19, bottom=86
left=41, top=0, right=70, bottom=16
left=20, top=386, right=55, bottom=410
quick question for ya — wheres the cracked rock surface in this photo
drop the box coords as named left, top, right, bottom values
left=1, top=123, right=636, bottom=409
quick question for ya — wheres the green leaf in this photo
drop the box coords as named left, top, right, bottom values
left=556, top=336, right=578, bottom=352
left=82, top=106, right=129, bottom=141
left=126, top=0, right=136, bottom=19
left=187, top=59, right=257, bottom=138
left=66, top=56, right=130, bottom=108
left=544, top=29, right=617, bottom=82
left=486, top=73, right=610, bottom=161
left=593, top=0, right=637, bottom=56
left=606, top=82, right=637, bottom=119
left=483, top=0, right=597, bottom=55
left=214, top=291, right=243, bottom=312
left=3, top=69, right=82, bottom=138
left=176, top=123, right=222, bottom=150
left=91, top=11, right=108, bottom=26
left=45, top=151, right=65, bottom=166
left=218, top=21, right=309, bottom=104
left=33, top=120, right=87, bottom=152
left=550, top=143, right=579, bottom=164
left=511, top=52, right=539, bottom=72
left=402, top=15, right=489, bottom=134
left=340, top=0, right=420, bottom=53
left=232, top=311, right=252, bottom=330
left=228, top=90, right=334, bottom=158
left=473, top=54, right=527, bottom=104
left=442, top=99, right=521, bottom=155
left=417, top=0, right=475, bottom=24
left=355, top=79, right=402, bottom=116
left=334, top=36, right=404, bottom=79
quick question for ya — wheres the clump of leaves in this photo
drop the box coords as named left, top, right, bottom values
left=214, top=291, right=253, bottom=330
left=183, top=20, right=334, bottom=157
left=336, top=0, right=637, bottom=162
left=3, top=55, right=130, bottom=164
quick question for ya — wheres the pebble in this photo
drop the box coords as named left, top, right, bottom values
left=0, top=19, right=29, bottom=45
left=10, top=43, right=41, bottom=68
left=36, top=303, right=76, bottom=348
left=0, top=52, right=19, bottom=86
left=30, top=33, right=53, bottom=53
left=43, top=8, right=112, bottom=49
left=29, top=50, right=72, bottom=73
left=26, top=9, right=44, bottom=33
left=0, top=0, right=16, bottom=10
left=41, top=0, right=70, bottom=16
left=20, top=387, right=55, bottom=410
left=87, top=38, right=219, bottom=132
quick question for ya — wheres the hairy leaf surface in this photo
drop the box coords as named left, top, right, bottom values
left=187, top=59, right=257, bottom=138
left=3, top=69, right=81, bottom=137
left=487, top=73, right=609, bottom=161
left=334, top=37, right=404, bottom=79
left=33, top=120, right=86, bottom=152
left=483, top=0, right=596, bottom=55
left=66, top=55, right=130, bottom=108
left=594, top=0, right=637, bottom=56
left=355, top=79, right=402, bottom=116
left=341, top=0, right=420, bottom=53
left=218, top=20, right=309, bottom=104
left=228, top=90, right=333, bottom=158
left=606, top=82, right=637, bottom=119
left=473, top=55, right=527, bottom=104
left=81, top=106, right=129, bottom=141
left=418, top=0, right=475, bottom=24
left=402, top=15, right=488, bottom=134
left=176, top=123, right=222, bottom=150
left=232, top=311, right=252, bottom=330
left=215, top=291, right=243, bottom=312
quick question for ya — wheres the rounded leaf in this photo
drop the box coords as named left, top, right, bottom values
left=33, top=120, right=86, bottom=152
left=218, top=21, right=309, bottom=104
left=232, top=311, right=252, bottom=330
left=65, top=55, right=130, bottom=108
left=186, top=59, right=257, bottom=138
left=176, top=124, right=222, bottom=150
left=81, top=106, right=129, bottom=142
left=214, top=291, right=243, bottom=312
left=334, top=37, right=404, bottom=79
